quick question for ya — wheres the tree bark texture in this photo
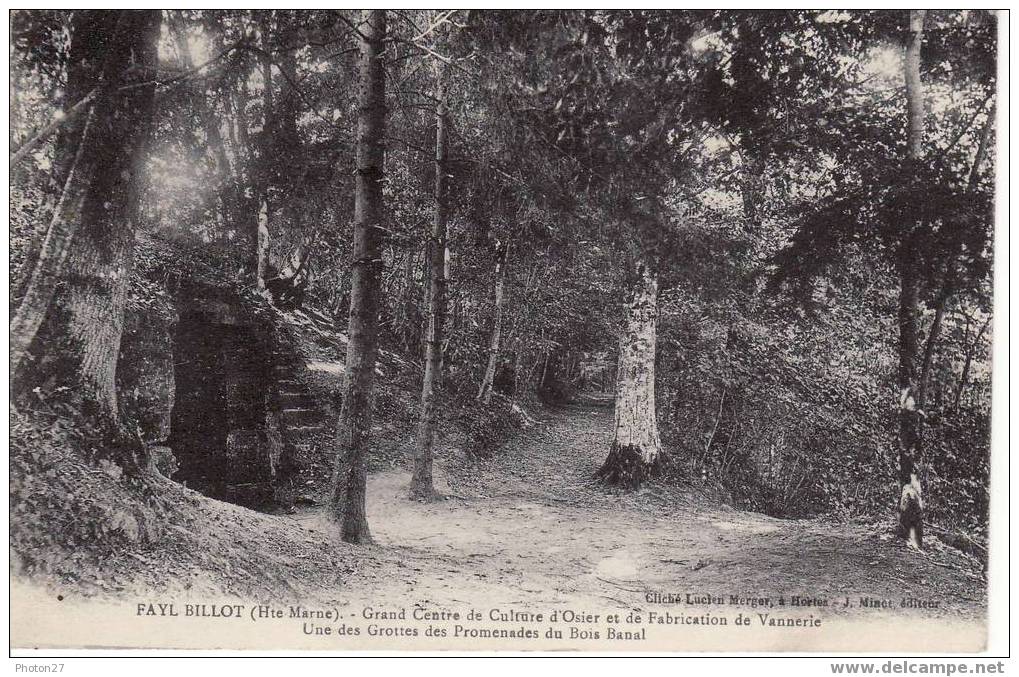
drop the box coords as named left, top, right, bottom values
left=410, top=61, right=449, bottom=501
left=256, top=199, right=271, bottom=289
left=896, top=9, right=927, bottom=549
left=13, top=11, right=161, bottom=465
left=477, top=240, right=510, bottom=404
left=331, top=9, right=386, bottom=544
left=598, top=261, right=663, bottom=489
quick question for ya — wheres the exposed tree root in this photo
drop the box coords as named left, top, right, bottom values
left=596, top=442, right=662, bottom=490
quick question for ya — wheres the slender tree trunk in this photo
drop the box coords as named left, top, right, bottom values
left=740, top=155, right=766, bottom=233
left=512, top=346, right=524, bottom=403
left=12, top=10, right=161, bottom=471
left=410, top=60, right=449, bottom=501
left=539, top=346, right=551, bottom=388
left=895, top=9, right=927, bottom=549
left=895, top=255, right=924, bottom=547
left=443, top=236, right=452, bottom=286
left=330, top=9, right=386, bottom=544
left=440, top=238, right=454, bottom=364
left=477, top=240, right=510, bottom=403
left=256, top=199, right=271, bottom=289
left=598, top=260, right=662, bottom=488
left=953, top=316, right=990, bottom=410
left=256, top=48, right=275, bottom=271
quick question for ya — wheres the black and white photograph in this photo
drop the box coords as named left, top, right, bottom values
left=8, top=8, right=1006, bottom=657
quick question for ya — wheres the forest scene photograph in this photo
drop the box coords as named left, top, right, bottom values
left=8, top=9, right=1001, bottom=653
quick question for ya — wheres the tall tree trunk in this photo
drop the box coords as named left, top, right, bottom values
left=598, top=260, right=662, bottom=488
left=477, top=240, right=510, bottom=404
left=895, top=9, right=927, bottom=549
left=330, top=9, right=386, bottom=544
left=12, top=10, right=162, bottom=471
left=410, top=60, right=449, bottom=501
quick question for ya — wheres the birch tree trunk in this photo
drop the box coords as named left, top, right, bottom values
left=895, top=9, right=927, bottom=549
left=256, top=199, right=271, bottom=289
left=598, top=260, right=662, bottom=488
left=410, top=60, right=449, bottom=501
left=12, top=10, right=162, bottom=472
left=331, top=9, right=386, bottom=544
left=477, top=241, right=510, bottom=404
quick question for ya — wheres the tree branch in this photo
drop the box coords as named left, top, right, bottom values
left=12, top=35, right=248, bottom=167
left=11, top=89, right=98, bottom=167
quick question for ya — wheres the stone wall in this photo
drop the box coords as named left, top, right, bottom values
left=118, top=290, right=178, bottom=476
left=118, top=276, right=298, bottom=510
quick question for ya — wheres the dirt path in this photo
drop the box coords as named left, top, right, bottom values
left=14, top=402, right=988, bottom=651
left=291, top=403, right=986, bottom=626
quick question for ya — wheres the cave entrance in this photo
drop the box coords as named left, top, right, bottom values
left=168, top=303, right=274, bottom=508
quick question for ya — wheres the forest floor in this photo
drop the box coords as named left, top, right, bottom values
left=12, top=399, right=988, bottom=650
left=289, top=399, right=987, bottom=623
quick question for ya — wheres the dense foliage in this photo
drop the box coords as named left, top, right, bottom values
left=10, top=10, right=995, bottom=540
